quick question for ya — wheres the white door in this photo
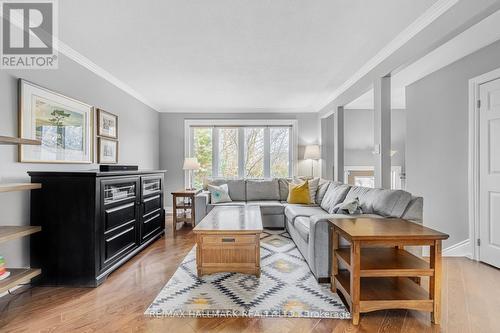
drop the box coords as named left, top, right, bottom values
left=479, top=78, right=500, bottom=268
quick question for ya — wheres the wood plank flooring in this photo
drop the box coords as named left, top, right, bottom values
left=1, top=218, right=499, bottom=332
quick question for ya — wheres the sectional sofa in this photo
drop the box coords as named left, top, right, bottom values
left=194, top=178, right=423, bottom=281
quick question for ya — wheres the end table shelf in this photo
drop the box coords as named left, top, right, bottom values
left=334, top=247, right=434, bottom=277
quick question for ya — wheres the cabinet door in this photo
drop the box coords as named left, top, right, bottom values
left=140, top=175, right=164, bottom=242
left=100, top=177, right=140, bottom=270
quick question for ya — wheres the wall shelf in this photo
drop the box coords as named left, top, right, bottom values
left=0, top=136, right=41, bottom=146
left=0, top=226, right=41, bottom=244
left=0, top=183, right=42, bottom=193
left=0, top=268, right=41, bottom=294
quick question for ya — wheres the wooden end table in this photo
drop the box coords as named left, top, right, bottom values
left=193, top=206, right=263, bottom=277
left=171, top=189, right=200, bottom=237
left=329, top=218, right=449, bottom=325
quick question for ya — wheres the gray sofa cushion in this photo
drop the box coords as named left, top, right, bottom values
left=278, top=178, right=291, bottom=201
left=207, top=179, right=246, bottom=201
left=247, top=200, right=284, bottom=215
left=320, top=183, right=350, bottom=213
left=373, top=189, right=412, bottom=218
left=315, top=179, right=331, bottom=204
left=206, top=201, right=246, bottom=213
left=294, top=217, right=310, bottom=241
left=344, top=186, right=382, bottom=214
left=284, top=205, right=325, bottom=223
left=246, top=179, right=280, bottom=201
left=402, top=196, right=423, bottom=222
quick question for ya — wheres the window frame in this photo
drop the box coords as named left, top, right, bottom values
left=185, top=119, right=298, bottom=186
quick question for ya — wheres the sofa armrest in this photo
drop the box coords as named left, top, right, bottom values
left=194, top=191, right=210, bottom=225
left=308, top=214, right=335, bottom=279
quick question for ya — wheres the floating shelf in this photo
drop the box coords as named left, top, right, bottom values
left=0, top=183, right=42, bottom=193
left=0, top=226, right=41, bottom=244
left=0, top=136, right=41, bottom=146
left=0, top=268, right=41, bottom=294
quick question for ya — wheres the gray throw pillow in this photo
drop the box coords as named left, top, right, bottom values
left=208, top=184, right=232, bottom=204
left=332, top=197, right=363, bottom=215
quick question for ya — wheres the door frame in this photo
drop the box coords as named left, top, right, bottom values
left=468, top=67, right=500, bottom=261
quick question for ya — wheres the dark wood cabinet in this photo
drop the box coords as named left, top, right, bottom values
left=28, top=170, right=166, bottom=287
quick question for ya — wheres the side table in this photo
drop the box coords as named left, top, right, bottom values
left=171, top=189, right=200, bottom=237
left=329, top=217, right=449, bottom=325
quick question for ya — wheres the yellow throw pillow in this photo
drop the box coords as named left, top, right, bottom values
left=287, top=181, right=311, bottom=204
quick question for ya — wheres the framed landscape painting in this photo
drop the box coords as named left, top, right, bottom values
left=98, top=138, right=118, bottom=164
left=97, top=108, right=118, bottom=139
left=19, top=80, right=93, bottom=163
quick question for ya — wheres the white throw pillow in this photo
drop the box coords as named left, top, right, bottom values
left=208, top=184, right=232, bottom=204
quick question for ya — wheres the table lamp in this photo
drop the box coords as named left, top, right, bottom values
left=183, top=157, right=200, bottom=190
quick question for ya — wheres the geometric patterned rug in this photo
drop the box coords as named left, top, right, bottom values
left=145, top=229, right=350, bottom=319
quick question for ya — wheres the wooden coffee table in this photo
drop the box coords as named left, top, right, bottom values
left=329, top=218, right=449, bottom=325
left=193, top=206, right=263, bottom=277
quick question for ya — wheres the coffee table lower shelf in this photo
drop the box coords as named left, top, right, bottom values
left=334, top=270, right=433, bottom=313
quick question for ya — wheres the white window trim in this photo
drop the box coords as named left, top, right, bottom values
left=184, top=119, right=298, bottom=186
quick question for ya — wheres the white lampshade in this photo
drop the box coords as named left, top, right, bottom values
left=303, top=145, right=321, bottom=160
left=183, top=157, right=200, bottom=170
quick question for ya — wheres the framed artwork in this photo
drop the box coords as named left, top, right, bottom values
left=19, top=80, right=94, bottom=163
left=97, top=108, right=118, bottom=139
left=98, top=138, right=118, bottom=164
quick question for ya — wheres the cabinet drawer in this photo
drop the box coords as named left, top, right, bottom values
left=104, top=225, right=137, bottom=264
left=142, top=177, right=162, bottom=196
left=201, top=234, right=257, bottom=245
left=141, top=212, right=162, bottom=240
left=143, top=194, right=161, bottom=216
left=103, top=181, right=137, bottom=205
left=104, top=202, right=136, bottom=232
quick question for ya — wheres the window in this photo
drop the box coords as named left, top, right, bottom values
left=187, top=120, right=295, bottom=186
left=270, top=127, right=290, bottom=178
left=192, top=127, right=212, bottom=189
left=244, top=128, right=264, bottom=178
left=218, top=128, right=238, bottom=177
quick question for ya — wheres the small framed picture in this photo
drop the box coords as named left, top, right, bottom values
left=97, top=109, right=118, bottom=139
left=98, top=138, right=118, bottom=164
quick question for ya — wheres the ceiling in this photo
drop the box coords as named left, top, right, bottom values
left=58, top=0, right=438, bottom=112
left=345, top=8, right=500, bottom=110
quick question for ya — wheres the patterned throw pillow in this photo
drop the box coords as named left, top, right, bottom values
left=208, top=184, right=232, bottom=204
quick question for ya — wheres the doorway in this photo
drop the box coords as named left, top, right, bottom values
left=469, top=68, right=500, bottom=268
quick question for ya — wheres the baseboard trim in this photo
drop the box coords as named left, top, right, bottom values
left=422, top=239, right=472, bottom=258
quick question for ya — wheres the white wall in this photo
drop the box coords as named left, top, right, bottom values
left=344, top=109, right=406, bottom=170
left=406, top=39, right=500, bottom=248
left=0, top=54, right=160, bottom=268
left=159, top=112, right=320, bottom=207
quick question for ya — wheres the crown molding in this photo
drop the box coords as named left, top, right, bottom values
left=159, top=107, right=315, bottom=114
left=313, top=0, right=459, bottom=113
left=56, top=41, right=160, bottom=111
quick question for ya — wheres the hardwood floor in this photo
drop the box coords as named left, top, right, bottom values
left=1, top=219, right=500, bottom=332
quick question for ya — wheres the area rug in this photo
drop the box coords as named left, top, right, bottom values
left=145, top=229, right=350, bottom=319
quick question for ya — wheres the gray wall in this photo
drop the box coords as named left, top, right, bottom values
left=344, top=109, right=406, bottom=170
left=0, top=54, right=160, bottom=268
left=406, top=39, right=500, bottom=248
left=159, top=112, right=320, bottom=207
